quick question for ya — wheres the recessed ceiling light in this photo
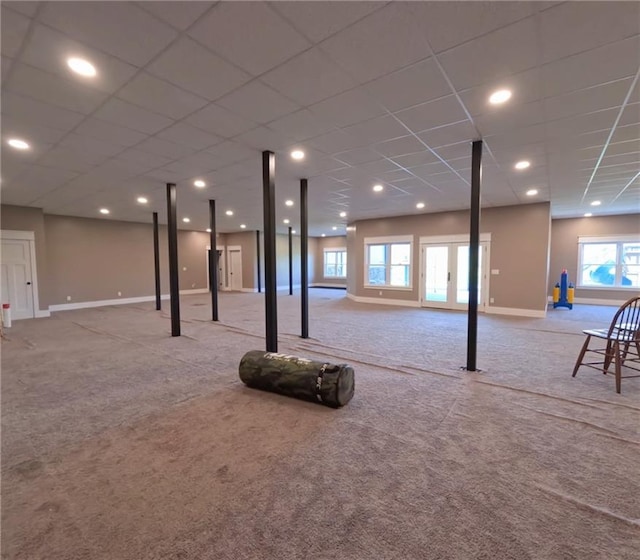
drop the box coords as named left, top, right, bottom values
left=590, top=200, right=601, bottom=206
left=514, top=160, right=530, bottom=170
left=339, top=211, right=347, bottom=218
left=183, top=217, right=190, bottom=223
left=240, top=224, right=246, bottom=229
left=321, top=234, right=326, bottom=237
left=291, top=150, right=305, bottom=160
left=225, top=210, right=234, bottom=216
left=584, top=213, right=592, bottom=217
left=416, top=202, right=425, bottom=209
left=525, top=189, right=538, bottom=196
left=489, top=89, right=512, bottom=105
left=285, top=199, right=294, bottom=206
left=283, top=219, right=290, bottom=224
left=206, top=228, right=212, bottom=233
left=137, top=196, right=148, bottom=204
left=7, top=138, right=30, bottom=150
left=373, top=184, right=384, bottom=192
left=67, top=57, right=97, bottom=77
left=99, top=208, right=110, bottom=215
left=194, top=179, right=206, bottom=188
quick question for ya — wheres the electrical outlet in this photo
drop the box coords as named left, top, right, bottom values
left=379, top=291, right=382, bottom=296
left=490, top=297, right=495, bottom=304
left=182, top=266, right=187, bottom=271
left=191, top=283, right=196, bottom=288
left=66, top=295, right=71, bottom=301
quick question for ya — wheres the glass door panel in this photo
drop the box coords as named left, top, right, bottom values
left=424, top=246, right=449, bottom=302
left=456, top=245, right=482, bottom=305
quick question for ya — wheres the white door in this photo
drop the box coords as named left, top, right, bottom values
left=229, top=249, right=243, bottom=291
left=1, top=239, right=35, bottom=319
left=421, top=242, right=488, bottom=311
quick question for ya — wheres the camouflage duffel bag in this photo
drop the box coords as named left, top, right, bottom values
left=239, top=350, right=355, bottom=408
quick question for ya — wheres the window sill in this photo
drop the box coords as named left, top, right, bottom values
left=364, top=285, right=413, bottom=291
left=576, top=285, right=639, bottom=290
left=324, top=276, right=346, bottom=280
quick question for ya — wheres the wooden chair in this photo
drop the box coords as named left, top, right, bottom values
left=572, top=296, right=640, bottom=393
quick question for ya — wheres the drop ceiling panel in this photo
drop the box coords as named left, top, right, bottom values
left=188, top=2, right=310, bottom=76
left=156, top=122, right=223, bottom=151
left=74, top=118, right=148, bottom=147
left=319, top=3, right=433, bottom=84
left=373, top=135, right=427, bottom=158
left=1, top=6, right=31, bottom=58
left=417, top=120, right=477, bottom=149
left=395, top=95, right=468, bottom=134
left=1, top=116, right=71, bottom=145
left=3, top=1, right=39, bottom=17
left=333, top=147, right=381, bottom=166
left=234, top=126, right=296, bottom=152
left=391, top=151, right=440, bottom=169
left=59, top=133, right=125, bottom=157
left=539, top=2, right=640, bottom=64
left=438, top=18, right=538, bottom=90
left=1, top=91, right=85, bottom=131
left=341, top=114, right=409, bottom=146
left=1, top=55, right=12, bottom=82
left=308, top=87, right=385, bottom=128
left=37, top=146, right=108, bottom=173
left=184, top=103, right=256, bottom=138
left=475, top=102, right=544, bottom=137
left=267, top=108, right=335, bottom=141
left=20, top=24, right=139, bottom=95
left=93, top=98, right=174, bottom=134
left=135, top=1, right=214, bottom=31
left=307, top=130, right=369, bottom=155
left=205, top=141, right=259, bottom=167
left=117, top=72, right=209, bottom=120
left=7, top=63, right=109, bottom=114
left=217, top=81, right=300, bottom=124
left=116, top=149, right=173, bottom=171
left=135, top=137, right=196, bottom=160
left=38, top=1, right=178, bottom=66
left=147, top=37, right=251, bottom=101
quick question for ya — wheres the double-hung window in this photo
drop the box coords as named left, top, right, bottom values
left=364, top=236, right=413, bottom=288
left=324, top=248, right=347, bottom=278
left=578, top=236, right=640, bottom=288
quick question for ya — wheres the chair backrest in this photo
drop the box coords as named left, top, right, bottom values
left=609, top=296, right=640, bottom=341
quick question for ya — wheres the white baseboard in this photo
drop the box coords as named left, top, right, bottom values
left=311, top=283, right=347, bottom=289
left=486, top=306, right=547, bottom=318
left=546, top=295, right=626, bottom=307
left=346, top=293, right=421, bottom=308
left=35, top=310, right=51, bottom=318
left=49, top=288, right=208, bottom=312
left=240, top=288, right=258, bottom=293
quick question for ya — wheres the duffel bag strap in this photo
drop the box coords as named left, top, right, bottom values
left=316, top=364, right=329, bottom=403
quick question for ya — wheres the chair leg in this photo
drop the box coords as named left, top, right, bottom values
left=614, top=341, right=622, bottom=394
left=572, top=335, right=591, bottom=377
left=603, top=340, right=613, bottom=373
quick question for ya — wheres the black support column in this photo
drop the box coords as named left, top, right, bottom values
left=262, top=151, right=278, bottom=352
left=256, top=230, right=262, bottom=294
left=152, top=211, right=161, bottom=311
left=300, top=178, right=309, bottom=339
left=209, top=199, right=219, bottom=322
left=166, top=183, right=181, bottom=337
left=288, top=226, right=293, bottom=295
left=466, top=140, right=482, bottom=371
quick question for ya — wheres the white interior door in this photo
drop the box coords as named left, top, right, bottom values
left=1, top=239, right=35, bottom=319
left=229, top=249, right=243, bottom=291
left=421, top=242, right=488, bottom=311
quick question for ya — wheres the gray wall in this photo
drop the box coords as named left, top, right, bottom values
left=313, top=236, right=347, bottom=285
left=1, top=204, right=49, bottom=309
left=550, top=214, right=640, bottom=302
left=347, top=203, right=552, bottom=312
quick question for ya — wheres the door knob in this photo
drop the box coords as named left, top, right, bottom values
left=26, top=281, right=32, bottom=285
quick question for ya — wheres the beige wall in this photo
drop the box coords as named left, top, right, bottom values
left=1, top=204, right=49, bottom=309
left=44, top=214, right=209, bottom=305
left=348, top=202, right=552, bottom=312
left=313, top=236, right=347, bottom=285
left=550, top=214, right=640, bottom=302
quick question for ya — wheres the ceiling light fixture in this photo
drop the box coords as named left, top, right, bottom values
left=285, top=199, right=294, bottom=206
left=373, top=184, right=384, bottom=192
left=194, top=179, right=206, bottom=188
left=489, top=89, right=512, bottom=105
left=67, top=57, right=97, bottom=77
left=240, top=224, right=246, bottom=229
left=225, top=210, right=234, bottom=216
left=526, top=189, right=538, bottom=196
left=291, top=150, right=305, bottom=160
left=339, top=211, right=347, bottom=218
left=283, top=219, right=290, bottom=224
left=183, top=217, right=190, bottom=223
left=137, top=196, right=148, bottom=204
left=99, top=208, right=110, bottom=215
left=590, top=200, right=601, bottom=206
left=514, top=160, right=530, bottom=170
left=7, top=138, right=30, bottom=150
left=416, top=202, right=425, bottom=209
left=584, top=213, right=592, bottom=217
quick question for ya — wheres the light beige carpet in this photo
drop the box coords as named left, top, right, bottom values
left=2, top=290, right=639, bottom=559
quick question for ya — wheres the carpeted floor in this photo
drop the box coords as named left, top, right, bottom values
left=2, top=289, right=639, bottom=559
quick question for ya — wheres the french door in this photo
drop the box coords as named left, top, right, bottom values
left=421, top=241, right=489, bottom=311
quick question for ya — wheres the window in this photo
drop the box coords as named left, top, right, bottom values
left=578, top=236, right=640, bottom=288
left=365, top=236, right=413, bottom=288
left=324, top=248, right=346, bottom=278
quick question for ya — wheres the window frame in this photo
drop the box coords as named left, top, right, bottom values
left=577, top=235, right=640, bottom=290
left=323, top=247, right=347, bottom=279
left=364, top=235, right=413, bottom=290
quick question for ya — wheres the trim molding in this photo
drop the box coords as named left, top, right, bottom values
left=0, top=229, right=35, bottom=241
left=346, top=293, right=421, bottom=308
left=546, top=295, right=626, bottom=307
left=49, top=288, right=208, bottom=312
left=311, top=283, right=347, bottom=289
left=486, top=306, right=547, bottom=318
